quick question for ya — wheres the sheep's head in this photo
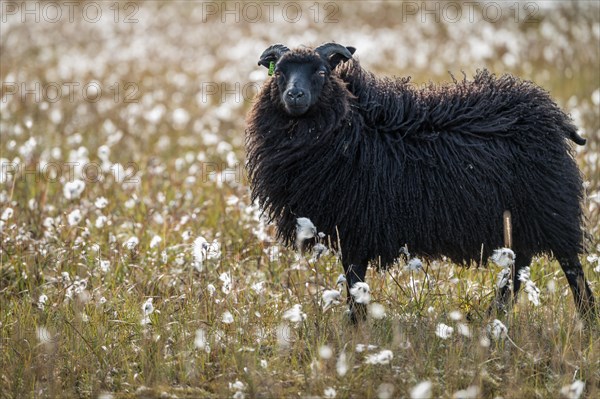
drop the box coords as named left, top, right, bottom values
left=258, top=43, right=355, bottom=117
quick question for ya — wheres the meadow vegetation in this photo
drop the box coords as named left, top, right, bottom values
left=1, top=1, right=599, bottom=398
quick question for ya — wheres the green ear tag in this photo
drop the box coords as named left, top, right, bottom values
left=268, top=61, right=275, bottom=76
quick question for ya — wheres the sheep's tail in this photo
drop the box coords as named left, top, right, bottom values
left=569, top=131, right=586, bottom=145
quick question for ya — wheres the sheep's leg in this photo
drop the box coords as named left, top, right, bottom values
left=343, top=263, right=367, bottom=324
left=488, top=254, right=532, bottom=316
left=558, top=257, right=597, bottom=323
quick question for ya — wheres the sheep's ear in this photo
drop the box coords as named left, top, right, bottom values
left=316, top=43, right=355, bottom=69
left=332, top=46, right=356, bottom=67
left=258, top=44, right=290, bottom=68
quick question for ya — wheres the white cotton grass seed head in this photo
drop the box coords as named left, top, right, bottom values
left=410, top=380, right=432, bottom=399
left=229, top=380, right=246, bottom=398
left=369, top=303, right=386, bottom=319
left=591, top=88, right=600, bottom=106
left=149, top=235, right=162, bottom=249
left=448, top=310, right=463, bottom=321
left=518, top=267, right=542, bottom=305
left=322, top=289, right=342, bottom=311
left=124, top=198, right=135, bottom=209
left=67, top=209, right=82, bottom=226
left=496, top=268, right=511, bottom=289
left=524, top=280, right=541, bottom=306
left=219, top=272, right=232, bottom=295
left=452, top=385, right=480, bottom=399
left=364, top=349, right=393, bottom=365
left=251, top=281, right=265, bottom=295
left=518, top=266, right=531, bottom=282
left=435, top=323, right=454, bottom=339
left=547, top=278, right=557, bottom=293
left=172, top=108, right=190, bottom=128
left=349, top=282, right=370, bottom=304
left=99, top=260, right=110, bottom=273
left=1, top=207, right=13, bottom=221
left=377, top=383, right=395, bottom=399
left=38, top=294, right=48, bottom=310
left=406, top=257, right=423, bottom=271
left=42, top=216, right=54, bottom=229
left=560, top=380, right=585, bottom=399
left=63, top=179, right=85, bottom=200
left=153, top=212, right=164, bottom=225
left=312, top=243, right=328, bottom=260
left=123, top=236, right=139, bottom=250
left=487, top=319, right=508, bottom=340
left=282, top=304, right=306, bottom=323
left=193, top=236, right=221, bottom=268
left=19, top=136, right=36, bottom=159
left=323, top=387, right=336, bottom=398
left=206, top=284, right=216, bottom=297
left=318, top=345, right=333, bottom=359
left=479, top=336, right=491, bottom=348
left=222, top=311, right=234, bottom=324
left=336, top=351, right=349, bottom=376
left=193, top=236, right=208, bottom=263
left=194, top=328, right=207, bottom=350
left=207, top=240, right=221, bottom=259
left=95, top=215, right=107, bottom=229
left=97, top=144, right=110, bottom=160
left=94, top=196, right=108, bottom=209
left=355, top=344, right=378, bottom=352
left=490, top=247, right=515, bottom=268
left=456, top=323, right=472, bottom=337
left=142, top=298, right=154, bottom=316
left=296, top=217, right=316, bottom=248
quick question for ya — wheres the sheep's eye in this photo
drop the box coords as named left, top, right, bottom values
left=274, top=70, right=283, bottom=78
left=317, top=70, right=326, bottom=77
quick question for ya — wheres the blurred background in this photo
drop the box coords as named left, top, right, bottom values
left=1, top=2, right=599, bottom=397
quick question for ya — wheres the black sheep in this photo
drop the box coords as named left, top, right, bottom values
left=245, top=42, right=596, bottom=323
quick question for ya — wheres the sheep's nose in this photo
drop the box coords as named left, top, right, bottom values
left=286, top=88, right=304, bottom=99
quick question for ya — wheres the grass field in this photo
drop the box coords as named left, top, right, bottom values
left=1, top=1, right=599, bottom=398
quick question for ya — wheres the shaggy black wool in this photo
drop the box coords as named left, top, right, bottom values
left=246, top=55, right=586, bottom=269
